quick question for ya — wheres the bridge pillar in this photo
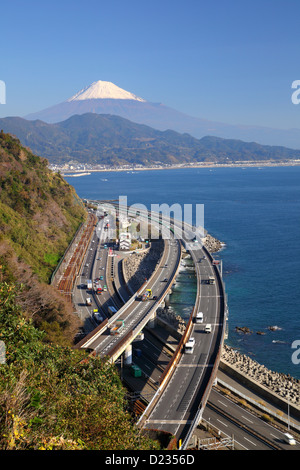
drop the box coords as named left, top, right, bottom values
left=124, top=344, right=132, bottom=365
left=148, top=309, right=157, bottom=328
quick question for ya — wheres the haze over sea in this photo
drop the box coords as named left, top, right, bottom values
left=65, top=166, right=300, bottom=379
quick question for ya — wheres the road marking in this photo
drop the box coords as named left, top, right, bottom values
left=243, top=437, right=257, bottom=446
left=242, top=415, right=254, bottom=424
left=217, top=400, right=227, bottom=407
left=217, top=419, right=228, bottom=427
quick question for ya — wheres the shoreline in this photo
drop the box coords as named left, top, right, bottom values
left=58, top=160, right=300, bottom=176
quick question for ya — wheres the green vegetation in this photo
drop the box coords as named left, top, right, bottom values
left=0, top=281, right=158, bottom=450
left=0, top=131, right=87, bottom=345
left=0, top=130, right=86, bottom=283
left=0, top=132, right=160, bottom=450
left=1, top=114, right=300, bottom=166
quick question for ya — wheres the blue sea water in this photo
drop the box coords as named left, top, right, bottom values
left=65, top=166, right=300, bottom=379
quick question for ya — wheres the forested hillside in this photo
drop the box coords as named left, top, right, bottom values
left=1, top=114, right=300, bottom=166
left=0, top=132, right=158, bottom=449
left=0, top=131, right=87, bottom=344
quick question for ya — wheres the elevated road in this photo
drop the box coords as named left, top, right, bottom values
left=75, top=224, right=182, bottom=362
left=75, top=202, right=226, bottom=448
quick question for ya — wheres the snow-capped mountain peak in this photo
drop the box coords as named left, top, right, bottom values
left=67, top=80, right=146, bottom=102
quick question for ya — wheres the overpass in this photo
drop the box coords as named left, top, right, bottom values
left=75, top=202, right=227, bottom=448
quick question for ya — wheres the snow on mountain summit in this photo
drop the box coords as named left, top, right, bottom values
left=67, top=80, right=146, bottom=102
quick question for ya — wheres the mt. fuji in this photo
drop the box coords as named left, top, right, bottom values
left=67, top=80, right=146, bottom=102
left=24, top=80, right=300, bottom=148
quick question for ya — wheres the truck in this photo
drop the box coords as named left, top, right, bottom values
left=94, top=282, right=102, bottom=294
left=87, top=279, right=93, bottom=290
left=108, top=305, right=117, bottom=315
left=141, top=289, right=152, bottom=301
left=208, top=276, right=215, bottom=285
left=86, top=297, right=92, bottom=306
left=110, top=319, right=125, bottom=335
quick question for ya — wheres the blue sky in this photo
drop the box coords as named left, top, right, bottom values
left=1, top=0, right=300, bottom=129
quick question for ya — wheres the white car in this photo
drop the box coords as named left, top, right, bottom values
left=186, top=337, right=195, bottom=347
left=195, top=312, right=203, bottom=323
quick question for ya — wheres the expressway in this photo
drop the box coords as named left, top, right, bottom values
left=74, top=202, right=226, bottom=447
left=142, top=232, right=224, bottom=443
left=204, top=388, right=300, bottom=450
left=75, top=211, right=182, bottom=362
left=72, top=203, right=300, bottom=451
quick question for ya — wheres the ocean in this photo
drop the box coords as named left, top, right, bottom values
left=65, top=165, right=300, bottom=379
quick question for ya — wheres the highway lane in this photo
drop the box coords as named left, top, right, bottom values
left=205, top=388, right=300, bottom=450
left=96, top=204, right=225, bottom=444
left=76, top=204, right=225, bottom=446
left=73, top=215, right=118, bottom=330
left=83, top=232, right=182, bottom=358
left=145, top=241, right=222, bottom=440
left=131, top=332, right=173, bottom=388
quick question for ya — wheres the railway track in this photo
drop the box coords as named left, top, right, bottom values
left=57, top=212, right=97, bottom=301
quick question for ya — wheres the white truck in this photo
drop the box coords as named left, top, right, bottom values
left=87, top=279, right=93, bottom=290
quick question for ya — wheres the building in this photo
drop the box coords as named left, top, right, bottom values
left=119, top=232, right=131, bottom=251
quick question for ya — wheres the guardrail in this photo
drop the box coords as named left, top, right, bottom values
left=180, top=244, right=227, bottom=449
left=75, top=237, right=169, bottom=352
left=75, top=204, right=226, bottom=447
left=136, top=234, right=226, bottom=447
left=108, top=238, right=182, bottom=362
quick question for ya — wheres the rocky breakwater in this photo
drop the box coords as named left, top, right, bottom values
left=157, top=308, right=186, bottom=336
left=202, top=233, right=224, bottom=253
left=123, top=239, right=164, bottom=292
left=221, top=344, right=300, bottom=407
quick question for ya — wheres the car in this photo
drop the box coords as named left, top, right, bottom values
left=205, top=324, right=212, bottom=333
left=153, top=295, right=157, bottom=300
left=284, top=433, right=296, bottom=445
left=195, top=312, right=204, bottom=323
left=100, top=276, right=103, bottom=280
left=163, top=278, right=168, bottom=282
left=184, top=337, right=195, bottom=354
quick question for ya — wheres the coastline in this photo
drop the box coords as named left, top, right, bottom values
left=59, top=160, right=300, bottom=176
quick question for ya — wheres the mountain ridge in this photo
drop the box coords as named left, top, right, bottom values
left=22, top=80, right=300, bottom=149
left=1, top=112, right=300, bottom=166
